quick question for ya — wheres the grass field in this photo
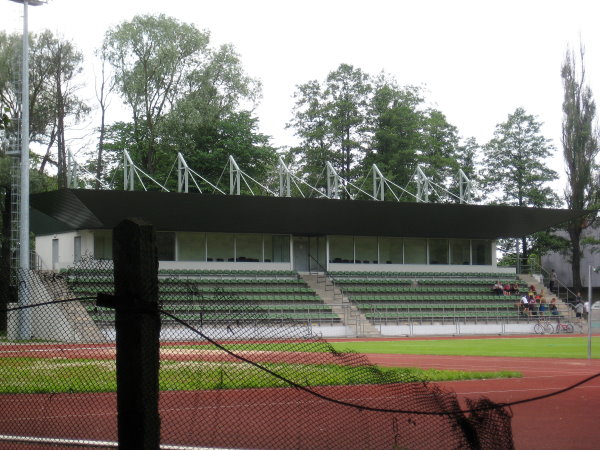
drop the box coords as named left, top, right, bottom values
left=328, top=336, right=600, bottom=359
left=0, top=357, right=520, bottom=394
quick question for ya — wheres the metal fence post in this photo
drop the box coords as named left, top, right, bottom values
left=113, top=218, right=161, bottom=449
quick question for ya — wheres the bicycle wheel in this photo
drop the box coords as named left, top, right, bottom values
left=534, top=323, right=544, bottom=334
left=543, top=322, right=554, bottom=334
left=565, top=323, right=574, bottom=334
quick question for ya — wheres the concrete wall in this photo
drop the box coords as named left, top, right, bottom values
left=541, top=226, right=600, bottom=288
left=36, top=230, right=94, bottom=271
left=7, top=272, right=104, bottom=343
left=378, top=322, right=534, bottom=336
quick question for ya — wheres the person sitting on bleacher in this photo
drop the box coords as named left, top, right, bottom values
left=510, top=283, right=520, bottom=295
left=493, top=281, right=504, bottom=296
left=503, top=283, right=511, bottom=296
left=529, top=295, right=537, bottom=316
left=520, top=294, right=530, bottom=316
left=539, top=296, right=547, bottom=316
left=550, top=297, right=559, bottom=315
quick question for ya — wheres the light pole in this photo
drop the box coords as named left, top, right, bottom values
left=9, top=0, right=45, bottom=339
left=587, top=265, right=598, bottom=360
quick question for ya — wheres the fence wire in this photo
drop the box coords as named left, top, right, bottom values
left=0, top=259, right=517, bottom=449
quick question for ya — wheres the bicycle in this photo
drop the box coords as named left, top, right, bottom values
left=554, top=321, right=575, bottom=334
left=534, top=318, right=554, bottom=334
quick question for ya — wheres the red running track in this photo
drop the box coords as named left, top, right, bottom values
left=365, top=353, right=600, bottom=450
left=1, top=342, right=599, bottom=449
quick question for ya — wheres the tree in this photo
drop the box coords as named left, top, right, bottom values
left=367, top=80, right=425, bottom=190
left=103, top=14, right=210, bottom=174
left=288, top=64, right=372, bottom=189
left=561, top=44, right=600, bottom=292
left=93, top=43, right=116, bottom=189
left=0, top=31, right=88, bottom=185
left=481, top=107, right=560, bottom=265
left=419, top=109, right=462, bottom=198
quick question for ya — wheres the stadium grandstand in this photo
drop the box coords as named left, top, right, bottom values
left=26, top=154, right=586, bottom=338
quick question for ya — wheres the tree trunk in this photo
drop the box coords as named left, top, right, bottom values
left=95, top=104, right=106, bottom=189
left=38, top=125, right=57, bottom=174
left=520, top=236, right=529, bottom=270
left=568, top=222, right=583, bottom=292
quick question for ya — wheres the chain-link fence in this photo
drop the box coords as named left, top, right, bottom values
left=0, top=254, right=516, bottom=449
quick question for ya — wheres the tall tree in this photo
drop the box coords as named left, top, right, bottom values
left=481, top=107, right=560, bottom=264
left=103, top=14, right=210, bottom=174
left=419, top=109, right=462, bottom=198
left=288, top=64, right=372, bottom=190
left=561, top=44, right=600, bottom=292
left=367, top=79, right=424, bottom=190
left=93, top=43, right=116, bottom=189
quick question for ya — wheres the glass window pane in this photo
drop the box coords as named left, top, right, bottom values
left=94, top=230, right=112, bottom=260
left=157, top=232, right=176, bottom=261
left=378, top=237, right=403, bottom=264
left=472, top=240, right=492, bottom=265
left=207, top=233, right=234, bottom=262
left=236, top=234, right=262, bottom=262
left=355, top=236, right=378, bottom=264
left=309, top=236, right=327, bottom=271
left=404, top=238, right=427, bottom=264
left=269, top=235, right=290, bottom=262
left=429, top=239, right=449, bottom=265
left=451, top=239, right=471, bottom=265
left=177, top=232, right=205, bottom=261
left=329, top=235, right=354, bottom=263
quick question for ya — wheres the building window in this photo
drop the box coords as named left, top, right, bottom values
left=236, top=234, right=263, bottom=262
left=157, top=232, right=176, bottom=261
left=428, top=239, right=449, bottom=265
left=472, top=240, right=492, bottom=265
left=451, top=239, right=471, bottom=265
left=355, top=236, right=378, bottom=264
left=207, top=233, right=234, bottom=262
left=93, top=230, right=112, bottom=260
left=404, top=238, right=427, bottom=264
left=378, top=237, right=403, bottom=264
left=177, top=232, right=205, bottom=261
left=329, top=235, right=354, bottom=263
left=265, top=235, right=290, bottom=263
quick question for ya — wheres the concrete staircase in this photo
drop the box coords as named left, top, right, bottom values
left=300, top=273, right=380, bottom=337
left=518, top=273, right=580, bottom=325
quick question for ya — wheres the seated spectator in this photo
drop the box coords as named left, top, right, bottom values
left=492, top=281, right=504, bottom=296
left=510, top=283, right=520, bottom=295
left=529, top=295, right=537, bottom=316
left=538, top=297, right=547, bottom=316
left=549, top=297, right=559, bottom=315
left=503, top=283, right=511, bottom=296
left=520, top=294, right=530, bottom=316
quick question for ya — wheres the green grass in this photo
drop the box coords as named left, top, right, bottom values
left=0, top=357, right=520, bottom=394
left=175, top=336, right=600, bottom=359
left=328, top=336, right=600, bottom=359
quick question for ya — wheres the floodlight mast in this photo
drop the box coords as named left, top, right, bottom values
left=9, top=0, right=45, bottom=339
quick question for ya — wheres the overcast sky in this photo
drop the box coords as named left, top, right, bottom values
left=2, top=0, right=599, bottom=192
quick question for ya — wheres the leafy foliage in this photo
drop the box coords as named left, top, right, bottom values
left=561, top=44, right=600, bottom=290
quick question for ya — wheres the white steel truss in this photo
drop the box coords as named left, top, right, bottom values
left=123, top=150, right=169, bottom=192
left=416, top=166, right=430, bottom=203
left=459, top=169, right=473, bottom=204
left=64, top=149, right=474, bottom=204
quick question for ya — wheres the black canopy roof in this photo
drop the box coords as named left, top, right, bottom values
left=30, top=189, right=587, bottom=239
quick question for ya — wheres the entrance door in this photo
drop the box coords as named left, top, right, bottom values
left=293, top=236, right=309, bottom=272
left=74, top=236, right=81, bottom=263
left=52, top=238, right=59, bottom=270
left=294, top=236, right=327, bottom=273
